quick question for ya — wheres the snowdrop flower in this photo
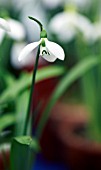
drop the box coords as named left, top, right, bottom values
left=19, top=29, right=65, bottom=62
left=0, top=18, right=26, bottom=43
left=11, top=42, right=28, bottom=69
left=0, top=29, right=5, bottom=44
left=49, top=11, right=93, bottom=43
left=90, top=22, right=101, bottom=43
left=0, top=17, right=10, bottom=31
left=7, top=19, right=26, bottom=41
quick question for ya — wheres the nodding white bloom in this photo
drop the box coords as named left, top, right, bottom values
left=7, top=19, right=26, bottom=41
left=0, top=18, right=10, bottom=31
left=11, top=42, right=28, bottom=69
left=90, top=22, right=101, bottom=43
left=0, top=18, right=26, bottom=43
left=49, top=11, right=93, bottom=43
left=19, top=29, right=65, bottom=63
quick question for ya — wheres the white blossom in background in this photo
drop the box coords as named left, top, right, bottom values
left=49, top=11, right=93, bottom=43
left=90, top=22, right=101, bottom=43
left=0, top=17, right=11, bottom=43
left=0, top=18, right=26, bottom=43
left=11, top=42, right=28, bottom=69
left=0, top=17, right=10, bottom=31
left=0, top=29, right=5, bottom=44
left=7, top=19, right=26, bottom=41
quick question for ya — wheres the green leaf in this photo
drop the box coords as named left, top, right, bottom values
left=10, top=136, right=38, bottom=170
left=36, top=65, right=65, bottom=82
left=14, top=91, right=29, bottom=136
left=0, top=74, right=31, bottom=102
left=0, top=99, right=15, bottom=115
left=0, top=68, right=15, bottom=87
left=36, top=56, right=100, bottom=138
left=0, top=65, right=65, bottom=102
left=0, top=114, right=16, bottom=132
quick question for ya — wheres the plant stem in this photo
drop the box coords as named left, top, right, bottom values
left=23, top=47, right=40, bottom=135
left=28, top=16, right=43, bottom=31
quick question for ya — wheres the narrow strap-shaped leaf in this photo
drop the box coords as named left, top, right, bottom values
left=36, top=56, right=100, bottom=138
left=0, top=65, right=65, bottom=102
left=14, top=91, right=29, bottom=136
left=0, top=114, right=15, bottom=132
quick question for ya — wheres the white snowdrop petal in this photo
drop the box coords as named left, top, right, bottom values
left=7, top=19, right=26, bottom=40
left=45, top=39, right=65, bottom=60
left=18, top=40, right=41, bottom=61
left=11, top=42, right=27, bottom=68
left=41, top=54, right=57, bottom=62
left=49, top=12, right=77, bottom=42
left=49, top=12, right=68, bottom=34
left=40, top=46, right=56, bottom=62
left=0, top=29, right=5, bottom=44
left=40, top=46, right=47, bottom=56
left=49, top=11, right=93, bottom=43
left=0, top=18, right=10, bottom=32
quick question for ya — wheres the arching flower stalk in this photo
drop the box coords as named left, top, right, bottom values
left=19, top=16, right=65, bottom=135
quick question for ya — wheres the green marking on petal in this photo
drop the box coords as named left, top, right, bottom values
left=41, top=39, right=46, bottom=47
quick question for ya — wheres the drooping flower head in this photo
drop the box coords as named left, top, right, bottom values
left=0, top=17, right=10, bottom=32
left=0, top=17, right=26, bottom=44
left=49, top=10, right=93, bottom=43
left=19, top=17, right=65, bottom=62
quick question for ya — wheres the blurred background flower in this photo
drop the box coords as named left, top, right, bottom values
left=49, top=10, right=93, bottom=43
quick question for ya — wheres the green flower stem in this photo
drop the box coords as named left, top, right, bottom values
left=23, top=47, right=40, bottom=135
left=28, top=16, right=43, bottom=31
